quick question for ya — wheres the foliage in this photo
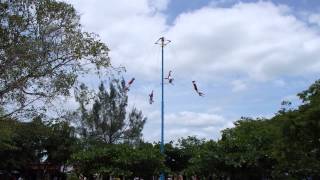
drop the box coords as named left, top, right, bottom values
left=163, top=141, right=190, bottom=175
left=2, top=79, right=320, bottom=179
left=0, top=0, right=110, bottom=117
left=71, top=143, right=165, bottom=178
left=130, top=142, right=165, bottom=178
left=45, top=120, right=79, bottom=168
left=69, top=77, right=320, bottom=179
left=75, top=80, right=146, bottom=144
left=217, top=118, right=279, bottom=179
left=0, top=117, right=49, bottom=171
left=0, top=117, right=78, bottom=175
left=0, top=118, right=18, bottom=151
left=273, top=79, right=320, bottom=178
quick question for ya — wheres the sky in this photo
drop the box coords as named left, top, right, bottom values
left=63, top=0, right=320, bottom=142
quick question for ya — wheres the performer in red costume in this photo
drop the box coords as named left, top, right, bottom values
left=125, top=78, right=135, bottom=91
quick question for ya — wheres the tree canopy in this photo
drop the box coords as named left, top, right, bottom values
left=2, top=79, right=320, bottom=179
left=75, top=80, right=147, bottom=145
left=0, top=0, right=110, bottom=118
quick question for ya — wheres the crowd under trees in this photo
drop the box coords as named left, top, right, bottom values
left=0, top=0, right=320, bottom=180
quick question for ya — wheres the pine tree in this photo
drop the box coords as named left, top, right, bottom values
left=76, top=79, right=146, bottom=144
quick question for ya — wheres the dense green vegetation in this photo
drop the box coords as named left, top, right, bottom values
left=1, top=80, right=320, bottom=179
left=1, top=0, right=320, bottom=179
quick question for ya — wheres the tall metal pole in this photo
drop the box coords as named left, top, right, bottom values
left=160, top=37, right=164, bottom=155
left=160, top=37, right=165, bottom=180
left=155, top=37, right=170, bottom=180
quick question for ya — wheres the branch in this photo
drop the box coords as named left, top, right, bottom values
left=0, top=96, right=42, bottom=119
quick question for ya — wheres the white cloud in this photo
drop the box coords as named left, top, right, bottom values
left=166, top=2, right=320, bottom=81
left=64, top=0, right=169, bottom=80
left=281, top=94, right=301, bottom=108
left=231, top=79, right=247, bottom=92
left=143, top=110, right=233, bottom=142
left=282, top=94, right=299, bottom=102
left=64, top=1, right=320, bottom=82
left=273, top=79, right=286, bottom=87
left=148, top=0, right=171, bottom=11
left=167, top=111, right=226, bottom=127
left=61, top=0, right=320, bottom=142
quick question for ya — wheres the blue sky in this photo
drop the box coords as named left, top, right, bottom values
left=165, top=0, right=320, bottom=23
left=64, top=0, right=320, bottom=142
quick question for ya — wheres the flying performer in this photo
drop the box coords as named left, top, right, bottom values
left=125, top=78, right=135, bottom=91
left=192, top=80, right=204, bottom=96
left=149, top=90, right=154, bottom=104
left=165, top=70, right=174, bottom=85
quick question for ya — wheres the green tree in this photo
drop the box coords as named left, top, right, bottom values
left=71, top=144, right=130, bottom=178
left=217, top=118, right=279, bottom=179
left=273, top=80, right=320, bottom=178
left=0, top=116, right=79, bottom=178
left=124, top=107, right=147, bottom=145
left=164, top=142, right=188, bottom=176
left=0, top=0, right=110, bottom=118
left=177, top=136, right=205, bottom=177
left=76, top=80, right=146, bottom=144
left=0, top=117, right=49, bottom=172
left=0, top=118, right=19, bottom=153
left=130, top=142, right=165, bottom=179
left=195, top=140, right=224, bottom=178
left=45, top=120, right=79, bottom=172
left=71, top=143, right=165, bottom=179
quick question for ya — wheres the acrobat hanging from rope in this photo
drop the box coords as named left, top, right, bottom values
left=192, top=80, right=204, bottom=96
left=149, top=90, right=154, bottom=104
left=125, top=78, right=135, bottom=91
left=165, top=70, right=174, bottom=85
